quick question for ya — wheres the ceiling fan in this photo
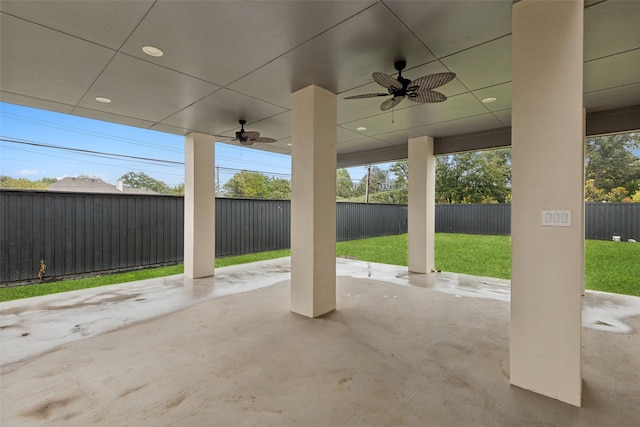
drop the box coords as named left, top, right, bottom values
left=216, top=120, right=277, bottom=146
left=345, top=60, right=456, bottom=111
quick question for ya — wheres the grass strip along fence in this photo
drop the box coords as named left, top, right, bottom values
left=1, top=234, right=638, bottom=302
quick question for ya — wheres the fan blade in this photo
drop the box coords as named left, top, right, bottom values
left=373, top=72, right=402, bottom=91
left=408, top=72, right=456, bottom=91
left=407, top=90, right=447, bottom=103
left=344, top=93, right=390, bottom=100
left=380, top=96, right=405, bottom=111
left=254, top=137, right=277, bottom=143
left=213, top=134, right=235, bottom=141
left=241, top=131, right=260, bottom=140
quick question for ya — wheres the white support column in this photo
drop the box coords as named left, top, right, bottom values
left=290, top=85, right=337, bottom=318
left=184, top=132, right=215, bottom=279
left=408, top=136, right=435, bottom=274
left=511, top=0, right=584, bottom=406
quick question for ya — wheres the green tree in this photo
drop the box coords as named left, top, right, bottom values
left=604, top=187, right=629, bottom=203
left=355, top=166, right=389, bottom=201
left=0, top=176, right=55, bottom=190
left=119, top=171, right=171, bottom=194
left=336, top=169, right=354, bottom=200
left=223, top=170, right=270, bottom=198
left=368, top=166, right=389, bottom=193
left=585, top=179, right=606, bottom=202
left=368, top=189, right=408, bottom=204
left=222, top=170, right=292, bottom=199
left=269, top=177, right=291, bottom=199
left=389, top=161, right=408, bottom=190
left=385, top=161, right=409, bottom=204
left=168, top=183, right=185, bottom=196
left=585, top=133, right=640, bottom=194
left=40, top=177, right=58, bottom=185
left=436, top=149, right=511, bottom=204
left=76, top=174, right=105, bottom=182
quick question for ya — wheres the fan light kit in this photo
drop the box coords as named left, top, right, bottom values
left=215, top=120, right=277, bottom=146
left=345, top=60, right=455, bottom=111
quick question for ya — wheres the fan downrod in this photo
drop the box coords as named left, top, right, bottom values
left=394, top=60, right=406, bottom=72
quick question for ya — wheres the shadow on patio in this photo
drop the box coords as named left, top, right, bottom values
left=1, top=258, right=639, bottom=426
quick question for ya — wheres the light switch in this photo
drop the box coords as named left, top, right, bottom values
left=542, top=209, right=572, bottom=227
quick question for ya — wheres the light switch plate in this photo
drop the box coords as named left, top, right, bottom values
left=542, top=209, right=572, bottom=227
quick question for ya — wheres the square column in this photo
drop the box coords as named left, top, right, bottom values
left=408, top=136, right=435, bottom=274
left=290, top=85, right=337, bottom=318
left=511, top=0, right=584, bottom=406
left=184, top=132, right=215, bottom=279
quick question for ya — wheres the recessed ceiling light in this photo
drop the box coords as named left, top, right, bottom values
left=142, top=45, right=164, bottom=57
left=356, top=126, right=367, bottom=131
left=95, top=97, right=111, bottom=103
left=481, top=97, right=497, bottom=104
left=287, top=143, right=292, bottom=146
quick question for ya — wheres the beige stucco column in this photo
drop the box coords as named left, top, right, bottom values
left=290, top=85, right=337, bottom=318
left=511, top=0, right=584, bottom=406
left=408, top=136, right=435, bottom=274
left=184, top=132, right=215, bottom=279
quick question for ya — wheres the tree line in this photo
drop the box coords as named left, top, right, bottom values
left=226, top=134, right=639, bottom=203
left=0, top=172, right=184, bottom=195
left=3, top=134, right=638, bottom=203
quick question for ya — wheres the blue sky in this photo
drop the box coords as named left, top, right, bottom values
left=0, top=102, right=375, bottom=188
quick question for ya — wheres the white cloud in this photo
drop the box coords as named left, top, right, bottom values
left=17, top=169, right=40, bottom=176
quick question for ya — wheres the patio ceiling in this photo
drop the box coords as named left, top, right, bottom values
left=1, top=1, right=639, bottom=165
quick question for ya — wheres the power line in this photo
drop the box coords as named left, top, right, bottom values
left=1, top=137, right=289, bottom=182
left=1, top=111, right=183, bottom=153
left=1, top=137, right=183, bottom=165
left=216, top=154, right=290, bottom=171
left=2, top=136, right=388, bottom=185
left=216, top=166, right=291, bottom=179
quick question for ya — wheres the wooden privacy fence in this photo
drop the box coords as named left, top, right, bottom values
left=0, top=191, right=407, bottom=284
left=2, top=190, right=637, bottom=284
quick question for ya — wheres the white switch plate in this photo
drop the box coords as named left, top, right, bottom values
left=542, top=209, right=572, bottom=227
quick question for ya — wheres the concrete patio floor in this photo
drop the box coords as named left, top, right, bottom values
left=1, top=258, right=639, bottom=426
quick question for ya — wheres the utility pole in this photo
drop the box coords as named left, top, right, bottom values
left=215, top=166, right=220, bottom=196
left=365, top=164, right=371, bottom=203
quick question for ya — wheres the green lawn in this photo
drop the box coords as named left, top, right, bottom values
left=1, top=233, right=638, bottom=302
left=336, top=233, right=640, bottom=297
left=584, top=239, right=640, bottom=296
left=0, top=250, right=291, bottom=302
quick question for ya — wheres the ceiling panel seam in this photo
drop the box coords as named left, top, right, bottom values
left=62, top=2, right=156, bottom=114
left=584, top=47, right=640, bottom=64
left=378, top=1, right=437, bottom=66
left=215, top=2, right=380, bottom=92
left=585, top=82, right=640, bottom=96
left=0, top=11, right=117, bottom=52
left=437, top=34, right=512, bottom=62
left=373, top=111, right=499, bottom=139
